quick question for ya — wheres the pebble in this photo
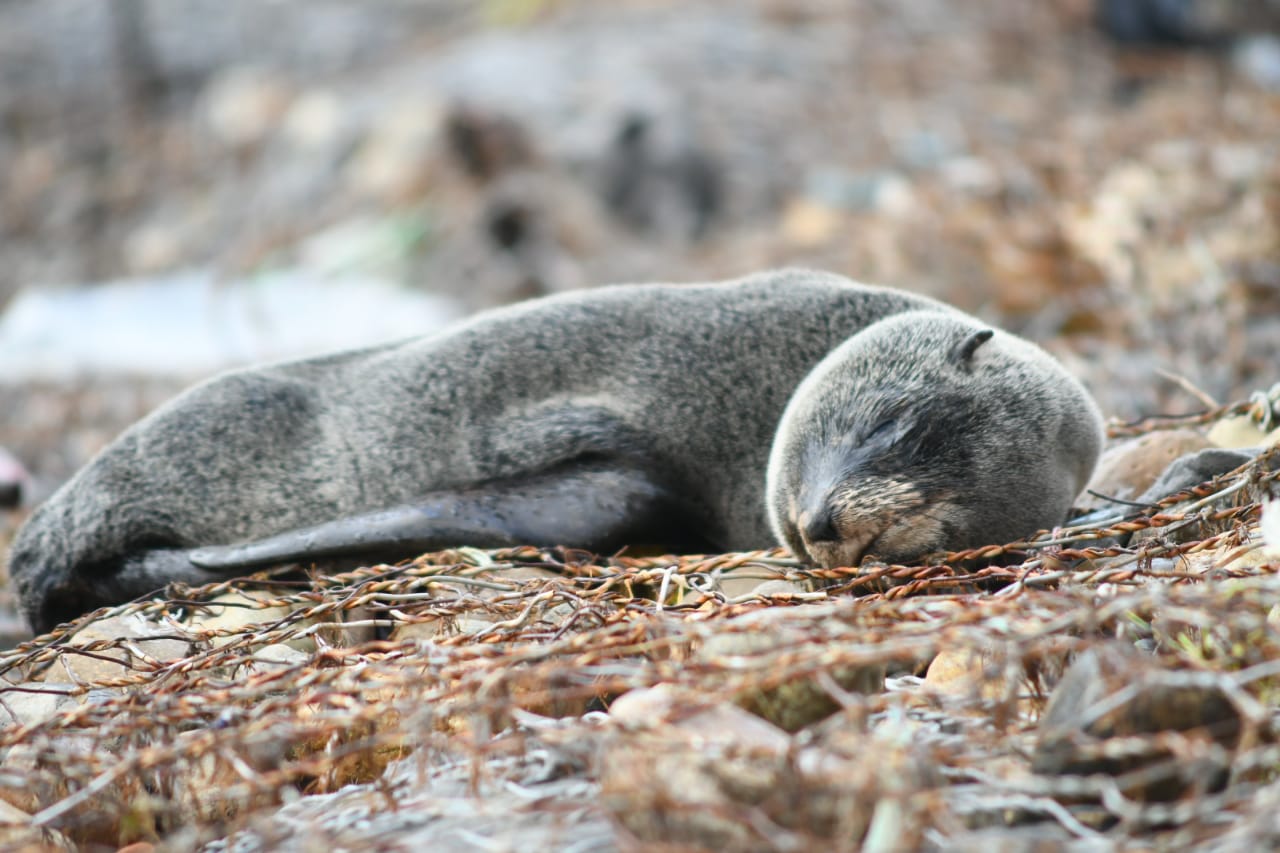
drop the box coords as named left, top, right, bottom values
left=282, top=89, right=347, bottom=151
left=601, top=690, right=791, bottom=850
left=344, top=99, right=445, bottom=203
left=1234, top=35, right=1280, bottom=92
left=0, top=798, right=74, bottom=850
left=36, top=613, right=189, bottom=684
left=1207, top=415, right=1280, bottom=450
left=200, top=67, right=294, bottom=149
left=192, top=591, right=314, bottom=653
left=1078, top=429, right=1210, bottom=511
left=1032, top=645, right=1241, bottom=801
left=603, top=681, right=939, bottom=850
left=695, top=607, right=885, bottom=732
left=387, top=566, right=569, bottom=644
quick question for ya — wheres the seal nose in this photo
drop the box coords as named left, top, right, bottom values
left=803, top=508, right=839, bottom=544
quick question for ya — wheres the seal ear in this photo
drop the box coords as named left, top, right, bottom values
left=950, top=329, right=994, bottom=371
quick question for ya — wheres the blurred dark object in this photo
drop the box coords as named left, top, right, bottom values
left=1097, top=0, right=1217, bottom=45
left=0, top=447, right=29, bottom=510
left=601, top=113, right=723, bottom=241
left=445, top=104, right=538, bottom=183
left=110, top=0, right=169, bottom=110
left=1096, top=0, right=1280, bottom=45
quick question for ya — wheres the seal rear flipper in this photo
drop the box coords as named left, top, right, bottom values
left=189, top=463, right=704, bottom=571
left=1137, top=447, right=1260, bottom=505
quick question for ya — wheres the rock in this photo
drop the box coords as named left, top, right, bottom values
left=237, top=643, right=309, bottom=678
left=1235, top=35, right=1280, bottom=92
left=750, top=579, right=811, bottom=598
left=388, top=566, right=569, bottom=644
left=191, top=591, right=314, bottom=653
left=603, top=686, right=941, bottom=850
left=1078, top=429, right=1211, bottom=511
left=1095, top=0, right=1208, bottom=45
left=387, top=566, right=593, bottom=721
left=601, top=690, right=792, bottom=850
left=37, top=613, right=190, bottom=684
left=780, top=197, right=843, bottom=249
left=116, top=843, right=155, bottom=853
left=713, top=572, right=808, bottom=601
left=924, top=645, right=1004, bottom=700
left=282, top=89, right=347, bottom=151
left=695, top=608, right=885, bottom=732
left=0, top=730, right=100, bottom=817
left=802, top=167, right=913, bottom=216
left=896, top=130, right=957, bottom=171
left=161, top=731, right=283, bottom=826
left=610, top=684, right=792, bottom=753
left=0, top=798, right=74, bottom=851
left=344, top=99, right=444, bottom=203
left=930, top=825, right=1096, bottom=853
left=200, top=67, right=294, bottom=149
left=388, top=617, right=454, bottom=643
left=1211, top=143, right=1267, bottom=184
left=1264, top=499, right=1280, bottom=553
left=1032, top=645, right=1244, bottom=801
left=940, top=157, right=1001, bottom=196
left=1123, top=445, right=1263, bottom=547
left=1208, top=415, right=1280, bottom=450
left=0, top=614, right=31, bottom=650
left=0, top=683, right=76, bottom=727
left=923, top=638, right=1068, bottom=719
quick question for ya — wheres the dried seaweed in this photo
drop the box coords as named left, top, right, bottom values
left=1, top=398, right=1280, bottom=851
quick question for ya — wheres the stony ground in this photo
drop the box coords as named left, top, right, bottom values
left=1, top=1, right=1280, bottom=848
left=2, top=412, right=1279, bottom=850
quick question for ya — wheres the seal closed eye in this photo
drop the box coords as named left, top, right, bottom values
left=7, top=269, right=1105, bottom=633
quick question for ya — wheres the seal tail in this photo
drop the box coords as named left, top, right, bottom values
left=18, top=548, right=242, bottom=635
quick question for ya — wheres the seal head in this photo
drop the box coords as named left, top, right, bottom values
left=765, top=311, right=1103, bottom=567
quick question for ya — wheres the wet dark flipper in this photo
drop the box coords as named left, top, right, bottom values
left=1067, top=447, right=1261, bottom=533
left=188, top=463, right=700, bottom=572
left=1136, top=447, right=1260, bottom=505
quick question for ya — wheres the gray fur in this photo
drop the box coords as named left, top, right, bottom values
left=765, top=310, right=1104, bottom=567
left=7, top=269, right=1104, bottom=633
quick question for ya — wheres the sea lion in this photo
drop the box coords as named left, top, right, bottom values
left=8, top=269, right=1105, bottom=634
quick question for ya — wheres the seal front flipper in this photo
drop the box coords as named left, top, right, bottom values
left=189, top=462, right=705, bottom=571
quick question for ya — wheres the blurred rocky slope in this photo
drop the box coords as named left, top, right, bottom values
left=0, top=0, right=1278, bottom=517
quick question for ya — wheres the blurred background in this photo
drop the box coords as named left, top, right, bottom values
left=0, top=0, right=1278, bottom=636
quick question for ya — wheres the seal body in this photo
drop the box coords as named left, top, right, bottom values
left=7, top=269, right=1104, bottom=632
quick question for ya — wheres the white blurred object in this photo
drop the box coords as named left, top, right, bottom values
left=0, top=270, right=463, bottom=382
left=1262, top=499, right=1280, bottom=556
left=1235, top=35, right=1280, bottom=92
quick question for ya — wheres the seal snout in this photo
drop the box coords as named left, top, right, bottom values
left=795, top=495, right=884, bottom=569
left=801, top=508, right=839, bottom=545
left=789, top=473, right=942, bottom=569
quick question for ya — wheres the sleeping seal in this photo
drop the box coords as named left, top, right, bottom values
left=7, top=269, right=1105, bottom=633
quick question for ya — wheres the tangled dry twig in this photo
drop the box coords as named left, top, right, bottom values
left=1, top=396, right=1279, bottom=851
